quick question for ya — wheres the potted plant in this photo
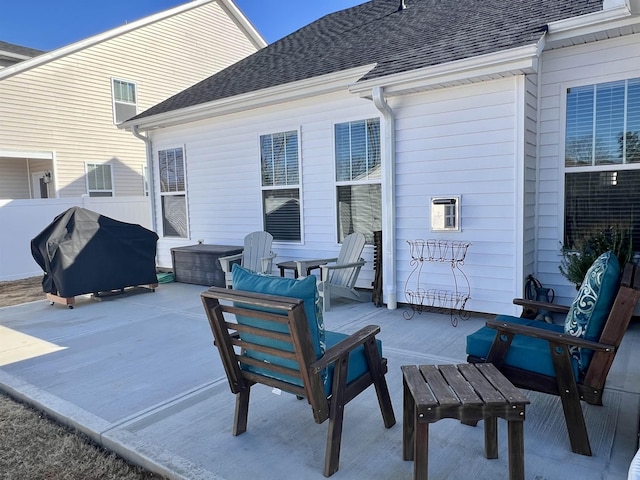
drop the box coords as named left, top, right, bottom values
left=559, top=225, right=633, bottom=288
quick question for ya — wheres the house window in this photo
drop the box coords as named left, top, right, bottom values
left=112, top=79, right=137, bottom=124
left=260, top=130, right=301, bottom=241
left=335, top=118, right=381, bottom=243
left=564, top=78, right=640, bottom=250
left=159, top=147, right=188, bottom=238
left=86, top=163, right=113, bottom=197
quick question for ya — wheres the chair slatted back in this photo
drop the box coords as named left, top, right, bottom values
left=241, top=231, right=274, bottom=273
left=329, top=232, right=365, bottom=287
left=582, top=263, right=640, bottom=392
left=201, top=287, right=329, bottom=419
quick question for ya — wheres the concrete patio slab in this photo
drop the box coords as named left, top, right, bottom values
left=1, top=281, right=638, bottom=479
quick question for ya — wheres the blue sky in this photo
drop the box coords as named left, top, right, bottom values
left=1, top=1, right=367, bottom=51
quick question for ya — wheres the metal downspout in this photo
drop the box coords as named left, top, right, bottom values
left=131, top=126, right=157, bottom=232
left=372, top=86, right=397, bottom=309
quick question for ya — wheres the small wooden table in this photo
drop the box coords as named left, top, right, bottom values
left=277, top=260, right=327, bottom=278
left=402, top=363, right=529, bottom=480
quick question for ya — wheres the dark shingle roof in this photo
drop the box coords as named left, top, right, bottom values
left=133, top=0, right=603, bottom=121
left=0, top=40, right=46, bottom=58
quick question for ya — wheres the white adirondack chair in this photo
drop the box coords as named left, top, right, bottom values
left=218, top=231, right=277, bottom=288
left=296, top=232, right=366, bottom=311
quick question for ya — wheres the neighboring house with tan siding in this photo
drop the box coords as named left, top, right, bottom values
left=0, top=0, right=265, bottom=200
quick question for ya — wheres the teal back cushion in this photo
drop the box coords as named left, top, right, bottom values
left=564, top=250, right=620, bottom=373
left=232, top=265, right=325, bottom=386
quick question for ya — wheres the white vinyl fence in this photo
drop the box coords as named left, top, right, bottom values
left=0, top=196, right=152, bottom=281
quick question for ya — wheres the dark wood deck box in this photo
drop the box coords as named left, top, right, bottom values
left=171, top=244, right=242, bottom=287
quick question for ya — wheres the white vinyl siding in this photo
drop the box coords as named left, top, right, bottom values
left=149, top=77, right=522, bottom=315
left=0, top=1, right=260, bottom=199
left=393, top=77, right=521, bottom=315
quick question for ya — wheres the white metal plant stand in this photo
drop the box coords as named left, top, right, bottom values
left=404, top=239, right=471, bottom=326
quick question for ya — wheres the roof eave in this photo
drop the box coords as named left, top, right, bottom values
left=349, top=42, right=543, bottom=98
left=120, top=64, right=376, bottom=132
left=546, top=4, right=640, bottom=48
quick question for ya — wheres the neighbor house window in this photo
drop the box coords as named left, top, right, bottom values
left=112, top=79, right=137, bottom=124
left=260, top=130, right=301, bottom=241
left=335, top=118, right=381, bottom=243
left=159, top=147, right=188, bottom=238
left=86, top=163, right=113, bottom=197
left=564, top=78, right=640, bottom=250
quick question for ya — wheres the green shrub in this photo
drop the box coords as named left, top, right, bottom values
left=559, top=226, right=633, bottom=287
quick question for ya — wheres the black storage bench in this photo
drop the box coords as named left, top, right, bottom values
left=171, top=244, right=242, bottom=287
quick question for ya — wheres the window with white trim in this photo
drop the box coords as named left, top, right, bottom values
left=86, top=163, right=113, bottom=197
left=159, top=147, right=188, bottom=238
left=112, top=79, right=137, bottom=124
left=335, top=118, right=381, bottom=244
left=564, top=78, right=640, bottom=250
left=260, top=130, right=301, bottom=241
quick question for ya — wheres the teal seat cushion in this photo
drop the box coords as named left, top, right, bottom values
left=324, top=331, right=382, bottom=396
left=564, top=251, right=620, bottom=372
left=232, top=265, right=325, bottom=387
left=466, top=315, right=580, bottom=380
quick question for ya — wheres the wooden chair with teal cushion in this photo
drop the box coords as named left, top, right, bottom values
left=200, top=265, right=396, bottom=477
left=466, top=251, right=640, bottom=456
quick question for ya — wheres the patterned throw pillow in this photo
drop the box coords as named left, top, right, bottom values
left=564, top=251, right=621, bottom=373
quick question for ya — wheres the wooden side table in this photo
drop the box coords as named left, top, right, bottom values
left=277, top=260, right=327, bottom=278
left=401, top=363, right=529, bottom=480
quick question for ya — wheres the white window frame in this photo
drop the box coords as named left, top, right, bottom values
left=333, top=117, right=382, bottom=244
left=158, top=146, right=189, bottom=239
left=560, top=75, right=640, bottom=250
left=111, top=78, right=138, bottom=124
left=85, top=162, right=114, bottom=197
left=259, top=129, right=303, bottom=243
left=143, top=165, right=149, bottom=197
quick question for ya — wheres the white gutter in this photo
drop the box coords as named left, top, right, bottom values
left=351, top=43, right=541, bottom=98
left=372, top=87, right=397, bottom=310
left=546, top=2, right=640, bottom=44
left=131, top=126, right=157, bottom=232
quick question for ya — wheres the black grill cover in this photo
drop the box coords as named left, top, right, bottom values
left=31, top=207, right=159, bottom=298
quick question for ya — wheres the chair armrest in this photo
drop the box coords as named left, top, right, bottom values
left=320, top=259, right=366, bottom=273
left=310, top=324, right=381, bottom=373
left=260, top=252, right=277, bottom=273
left=218, top=253, right=243, bottom=272
left=513, top=298, right=570, bottom=315
left=325, top=259, right=366, bottom=269
left=485, top=318, right=615, bottom=353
